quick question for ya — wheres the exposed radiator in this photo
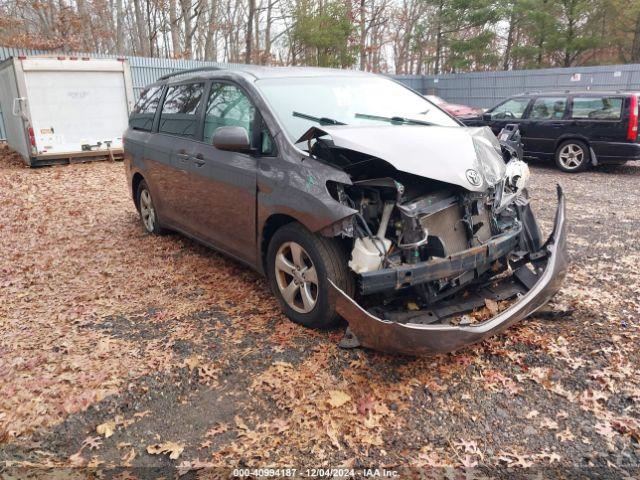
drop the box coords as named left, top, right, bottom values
left=420, top=204, right=469, bottom=256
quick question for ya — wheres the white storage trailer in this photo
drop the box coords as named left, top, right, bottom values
left=0, top=56, right=134, bottom=166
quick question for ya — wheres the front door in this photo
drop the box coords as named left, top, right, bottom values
left=521, top=96, right=568, bottom=157
left=188, top=82, right=261, bottom=264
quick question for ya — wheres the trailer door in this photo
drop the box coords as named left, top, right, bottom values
left=24, top=70, right=129, bottom=154
left=0, top=62, right=30, bottom=160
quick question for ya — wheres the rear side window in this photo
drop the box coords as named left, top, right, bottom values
left=130, top=86, right=162, bottom=131
left=571, top=97, right=623, bottom=120
left=158, top=83, right=204, bottom=138
left=528, top=97, right=567, bottom=120
left=490, top=98, right=530, bottom=120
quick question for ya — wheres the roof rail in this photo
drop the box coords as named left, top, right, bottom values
left=158, top=66, right=224, bottom=81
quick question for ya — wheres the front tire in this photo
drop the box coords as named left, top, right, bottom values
left=555, top=140, right=590, bottom=173
left=267, top=223, right=354, bottom=329
left=136, top=180, right=163, bottom=234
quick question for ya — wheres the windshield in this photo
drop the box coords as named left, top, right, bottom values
left=255, top=76, right=458, bottom=143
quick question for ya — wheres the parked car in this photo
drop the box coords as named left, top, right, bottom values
left=424, top=94, right=483, bottom=119
left=124, top=67, right=567, bottom=355
left=463, top=91, right=640, bottom=172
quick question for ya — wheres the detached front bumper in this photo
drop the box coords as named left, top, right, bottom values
left=329, top=186, right=568, bottom=356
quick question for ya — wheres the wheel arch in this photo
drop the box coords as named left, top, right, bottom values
left=260, top=213, right=299, bottom=273
left=131, top=172, right=145, bottom=211
left=554, top=134, right=590, bottom=151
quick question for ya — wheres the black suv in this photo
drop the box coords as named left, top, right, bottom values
left=465, top=91, right=640, bottom=172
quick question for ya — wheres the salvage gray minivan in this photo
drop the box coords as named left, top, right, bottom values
left=124, top=66, right=568, bottom=355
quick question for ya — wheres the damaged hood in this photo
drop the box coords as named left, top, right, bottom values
left=298, top=124, right=506, bottom=192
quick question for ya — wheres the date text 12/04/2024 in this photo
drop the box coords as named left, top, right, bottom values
left=232, top=468, right=399, bottom=477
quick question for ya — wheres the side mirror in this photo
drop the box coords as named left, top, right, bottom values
left=212, top=126, right=251, bottom=152
left=482, top=112, right=492, bottom=121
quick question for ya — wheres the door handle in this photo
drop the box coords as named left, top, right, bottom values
left=550, top=122, right=564, bottom=127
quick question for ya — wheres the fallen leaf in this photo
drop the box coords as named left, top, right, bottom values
left=82, top=436, right=102, bottom=450
left=539, top=418, right=559, bottom=430
left=556, top=428, right=575, bottom=442
left=327, top=390, right=351, bottom=408
left=454, top=439, right=478, bottom=454
left=96, top=420, right=116, bottom=438
left=68, top=451, right=86, bottom=467
left=270, top=418, right=289, bottom=433
left=147, top=441, right=184, bottom=460
left=326, top=422, right=341, bottom=450
left=595, top=422, right=616, bottom=441
left=485, top=298, right=499, bottom=315
left=461, top=454, right=478, bottom=468
left=357, top=395, right=375, bottom=416
left=122, top=448, right=136, bottom=465
left=206, top=422, right=229, bottom=437
left=234, top=416, right=248, bottom=431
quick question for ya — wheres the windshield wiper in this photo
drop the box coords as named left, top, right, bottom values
left=293, top=111, right=346, bottom=126
left=354, top=113, right=433, bottom=126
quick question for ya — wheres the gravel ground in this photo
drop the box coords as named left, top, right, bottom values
left=0, top=145, right=639, bottom=478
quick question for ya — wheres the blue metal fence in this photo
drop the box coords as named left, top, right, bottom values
left=397, top=64, right=640, bottom=108
left=1, top=45, right=640, bottom=140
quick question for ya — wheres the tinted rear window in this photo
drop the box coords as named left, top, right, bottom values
left=571, top=97, right=623, bottom=120
left=158, top=83, right=204, bottom=138
left=130, top=86, right=162, bottom=131
left=528, top=97, right=566, bottom=120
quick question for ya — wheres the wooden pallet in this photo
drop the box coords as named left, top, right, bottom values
left=31, top=148, right=124, bottom=167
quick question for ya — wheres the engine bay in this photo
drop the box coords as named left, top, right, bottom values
left=312, top=130, right=539, bottom=327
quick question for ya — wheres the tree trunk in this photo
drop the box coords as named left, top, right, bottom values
left=204, top=0, right=218, bottom=61
left=563, top=0, right=576, bottom=67
left=245, top=0, right=255, bottom=63
left=180, top=0, right=192, bottom=57
left=502, top=0, right=516, bottom=70
left=169, top=0, right=181, bottom=57
left=434, top=0, right=443, bottom=74
left=132, top=0, right=149, bottom=55
left=263, top=0, right=274, bottom=64
left=115, top=0, right=124, bottom=54
left=632, top=10, right=640, bottom=62
left=359, top=0, right=366, bottom=70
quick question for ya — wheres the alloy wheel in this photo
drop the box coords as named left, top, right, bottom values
left=139, top=188, right=156, bottom=232
left=274, top=241, right=319, bottom=314
left=558, top=143, right=585, bottom=170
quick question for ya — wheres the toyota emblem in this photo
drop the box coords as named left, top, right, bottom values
left=466, top=169, right=482, bottom=187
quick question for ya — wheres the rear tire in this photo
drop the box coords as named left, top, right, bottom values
left=136, top=180, right=164, bottom=234
left=555, top=140, right=590, bottom=173
left=266, top=222, right=354, bottom=329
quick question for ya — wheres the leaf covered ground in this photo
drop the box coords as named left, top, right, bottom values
left=1, top=145, right=639, bottom=477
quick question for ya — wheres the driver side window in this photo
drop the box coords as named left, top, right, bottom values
left=204, top=82, right=276, bottom=155
left=204, top=83, right=255, bottom=143
left=491, top=98, right=530, bottom=120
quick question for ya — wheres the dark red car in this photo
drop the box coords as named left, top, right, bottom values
left=424, top=95, right=483, bottom=118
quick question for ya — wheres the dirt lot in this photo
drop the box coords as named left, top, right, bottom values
left=1, top=144, right=639, bottom=478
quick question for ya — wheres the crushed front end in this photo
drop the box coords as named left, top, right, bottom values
left=309, top=125, right=569, bottom=355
